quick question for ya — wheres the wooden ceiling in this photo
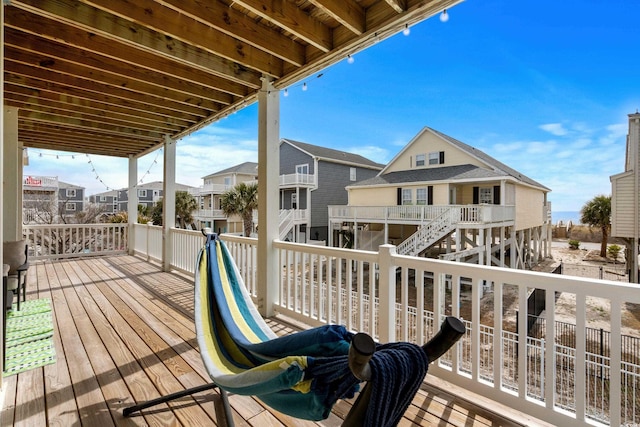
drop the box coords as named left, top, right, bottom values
left=3, top=0, right=460, bottom=158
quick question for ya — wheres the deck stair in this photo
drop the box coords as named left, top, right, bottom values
left=279, top=209, right=295, bottom=240
left=396, top=208, right=457, bottom=256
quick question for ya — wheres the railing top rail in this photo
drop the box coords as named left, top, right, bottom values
left=273, top=238, right=379, bottom=263
left=388, top=248, right=640, bottom=303
left=23, top=223, right=128, bottom=229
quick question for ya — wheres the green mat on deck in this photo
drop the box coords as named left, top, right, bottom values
left=4, top=298, right=57, bottom=376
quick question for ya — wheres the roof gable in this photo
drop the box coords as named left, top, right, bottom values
left=202, top=161, right=259, bottom=179
left=379, top=127, right=549, bottom=191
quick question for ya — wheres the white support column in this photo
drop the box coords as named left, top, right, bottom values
left=163, top=136, right=176, bottom=272
left=1, top=2, right=5, bottom=388
left=2, top=106, right=20, bottom=241
left=378, top=244, right=397, bottom=343
left=257, top=77, right=280, bottom=317
left=127, top=155, right=138, bottom=255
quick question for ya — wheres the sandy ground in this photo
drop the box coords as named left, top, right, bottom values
left=544, top=240, right=640, bottom=336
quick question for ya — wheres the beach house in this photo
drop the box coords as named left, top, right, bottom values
left=1, top=2, right=637, bottom=426
left=610, top=111, right=640, bottom=282
left=329, top=127, right=552, bottom=269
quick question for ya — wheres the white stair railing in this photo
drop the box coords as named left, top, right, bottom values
left=396, top=208, right=457, bottom=256
left=279, top=209, right=295, bottom=240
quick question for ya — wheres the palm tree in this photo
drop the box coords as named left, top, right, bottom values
left=220, top=182, right=259, bottom=237
left=175, top=191, right=198, bottom=228
left=580, top=195, right=611, bottom=258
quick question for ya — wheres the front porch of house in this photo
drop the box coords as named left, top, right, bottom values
left=1, top=253, right=540, bottom=427
left=3, top=223, right=638, bottom=426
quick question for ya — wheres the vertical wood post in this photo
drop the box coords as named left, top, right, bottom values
left=377, top=244, right=396, bottom=343
left=127, top=155, right=137, bottom=255
left=257, top=77, right=280, bottom=317
left=163, top=136, right=176, bottom=272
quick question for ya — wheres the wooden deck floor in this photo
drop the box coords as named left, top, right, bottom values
left=1, top=254, right=542, bottom=427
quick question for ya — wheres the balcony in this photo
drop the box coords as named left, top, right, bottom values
left=279, top=172, right=316, bottom=188
left=329, top=204, right=516, bottom=225
left=3, top=224, right=637, bottom=426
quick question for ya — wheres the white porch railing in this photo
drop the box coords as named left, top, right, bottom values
left=279, top=172, right=316, bottom=187
left=23, top=223, right=128, bottom=259
left=329, top=204, right=515, bottom=224
left=24, top=224, right=640, bottom=426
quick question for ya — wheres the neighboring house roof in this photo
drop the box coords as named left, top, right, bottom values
left=376, top=127, right=550, bottom=191
left=91, top=190, right=119, bottom=197
left=202, top=162, right=259, bottom=179
left=58, top=181, right=84, bottom=190
left=281, top=139, right=384, bottom=170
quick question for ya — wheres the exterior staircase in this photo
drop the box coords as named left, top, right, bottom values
left=396, top=208, right=457, bottom=256
left=279, top=209, right=295, bottom=240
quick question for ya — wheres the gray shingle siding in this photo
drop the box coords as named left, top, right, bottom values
left=312, top=160, right=379, bottom=232
left=279, top=143, right=314, bottom=174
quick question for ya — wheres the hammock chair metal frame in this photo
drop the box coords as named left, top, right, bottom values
left=123, top=231, right=465, bottom=426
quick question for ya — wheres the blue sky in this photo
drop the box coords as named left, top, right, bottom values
left=25, top=0, right=640, bottom=212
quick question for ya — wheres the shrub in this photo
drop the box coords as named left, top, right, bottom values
left=568, top=239, right=580, bottom=249
left=607, top=244, right=622, bottom=261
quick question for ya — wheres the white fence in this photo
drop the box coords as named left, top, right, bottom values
left=24, top=224, right=640, bottom=426
left=23, top=223, right=128, bottom=259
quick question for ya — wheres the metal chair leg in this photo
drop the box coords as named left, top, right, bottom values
left=123, top=383, right=234, bottom=426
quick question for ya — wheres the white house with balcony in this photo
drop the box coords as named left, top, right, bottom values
left=610, top=111, right=640, bottom=283
left=329, top=127, right=552, bottom=269
left=190, top=161, right=259, bottom=234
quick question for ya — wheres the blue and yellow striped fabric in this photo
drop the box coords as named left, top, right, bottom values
left=194, top=235, right=356, bottom=420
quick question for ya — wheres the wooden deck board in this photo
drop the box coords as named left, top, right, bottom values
left=1, top=255, right=546, bottom=427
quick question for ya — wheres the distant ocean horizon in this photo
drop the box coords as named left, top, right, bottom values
left=552, top=210, right=582, bottom=225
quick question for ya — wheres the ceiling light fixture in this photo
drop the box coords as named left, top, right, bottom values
left=440, top=9, right=449, bottom=22
left=284, top=88, right=288, bottom=97
left=403, top=24, right=410, bottom=36
left=347, top=54, right=355, bottom=64
left=302, top=82, right=308, bottom=91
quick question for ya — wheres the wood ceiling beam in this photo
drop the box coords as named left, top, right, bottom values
left=10, top=0, right=283, bottom=78
left=4, top=75, right=204, bottom=125
left=158, top=0, right=306, bottom=67
left=5, top=63, right=213, bottom=118
left=5, top=29, right=235, bottom=106
left=232, top=0, right=333, bottom=52
left=19, top=122, right=158, bottom=146
left=4, top=84, right=195, bottom=128
left=5, top=48, right=229, bottom=112
left=307, top=0, right=366, bottom=35
left=20, top=111, right=163, bottom=141
left=384, top=0, right=407, bottom=14
left=6, top=3, right=264, bottom=90
left=9, top=99, right=181, bottom=134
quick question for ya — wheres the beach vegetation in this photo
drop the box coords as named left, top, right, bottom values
left=580, top=195, right=611, bottom=258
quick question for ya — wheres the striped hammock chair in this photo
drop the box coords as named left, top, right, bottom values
left=124, top=233, right=465, bottom=427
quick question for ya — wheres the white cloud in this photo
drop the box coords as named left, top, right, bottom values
left=539, top=123, right=568, bottom=136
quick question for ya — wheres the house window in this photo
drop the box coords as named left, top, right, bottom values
left=402, top=189, right=412, bottom=205
left=138, top=189, right=147, bottom=197
left=224, top=177, right=232, bottom=188
left=66, top=189, right=76, bottom=197
left=350, top=167, right=356, bottom=181
left=100, top=196, right=107, bottom=202
left=428, top=151, right=445, bottom=165
left=415, top=154, right=426, bottom=167
left=416, top=188, right=427, bottom=205
left=65, top=203, right=76, bottom=211
left=296, top=164, right=309, bottom=175
left=479, top=187, right=493, bottom=204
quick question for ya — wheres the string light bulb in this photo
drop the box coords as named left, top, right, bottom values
left=284, top=88, right=288, bottom=97
left=403, top=24, right=410, bottom=36
left=302, top=82, right=308, bottom=91
left=347, top=54, right=355, bottom=64
left=440, top=9, right=449, bottom=22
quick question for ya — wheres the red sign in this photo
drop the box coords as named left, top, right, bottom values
left=24, top=176, right=43, bottom=186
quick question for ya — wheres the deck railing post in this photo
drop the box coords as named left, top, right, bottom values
left=377, top=244, right=397, bottom=343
